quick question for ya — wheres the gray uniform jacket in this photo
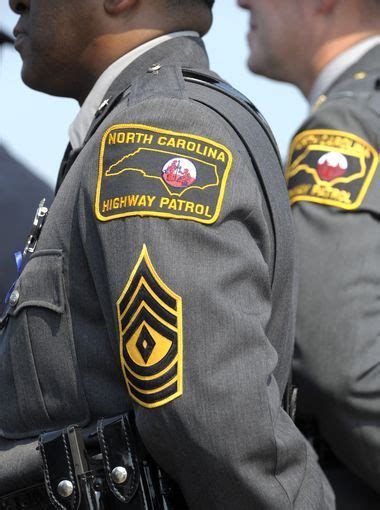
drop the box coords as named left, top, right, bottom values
left=286, top=45, right=380, bottom=506
left=0, top=145, right=53, bottom=309
left=0, top=37, right=333, bottom=509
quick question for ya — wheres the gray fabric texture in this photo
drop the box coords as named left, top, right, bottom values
left=0, top=437, right=42, bottom=493
left=290, top=44, right=380, bottom=502
left=0, top=37, right=333, bottom=508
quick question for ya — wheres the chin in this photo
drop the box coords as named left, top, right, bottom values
left=21, top=64, right=42, bottom=91
left=21, top=65, right=58, bottom=97
left=248, top=54, right=279, bottom=81
left=247, top=55, right=256, bottom=73
left=248, top=54, right=265, bottom=76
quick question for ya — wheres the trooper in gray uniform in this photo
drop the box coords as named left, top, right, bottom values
left=0, top=30, right=53, bottom=310
left=2, top=0, right=334, bottom=508
left=238, top=0, right=380, bottom=507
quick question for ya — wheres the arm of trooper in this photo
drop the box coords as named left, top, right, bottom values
left=80, top=95, right=334, bottom=510
left=288, top=98, right=380, bottom=493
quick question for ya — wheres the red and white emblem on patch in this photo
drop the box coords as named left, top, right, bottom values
left=317, top=152, right=348, bottom=181
left=162, top=158, right=197, bottom=188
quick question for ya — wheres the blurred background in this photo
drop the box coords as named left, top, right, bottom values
left=0, top=0, right=307, bottom=186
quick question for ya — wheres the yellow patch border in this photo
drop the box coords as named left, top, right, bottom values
left=286, top=129, right=379, bottom=210
left=117, top=244, right=183, bottom=408
left=95, top=123, right=233, bottom=224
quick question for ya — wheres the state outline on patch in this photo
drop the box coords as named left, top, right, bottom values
left=286, top=145, right=368, bottom=187
left=286, top=128, right=379, bottom=210
left=95, top=123, right=233, bottom=224
left=105, top=146, right=220, bottom=198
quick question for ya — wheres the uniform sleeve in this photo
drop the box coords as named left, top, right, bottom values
left=80, top=96, right=333, bottom=509
left=287, top=98, right=380, bottom=493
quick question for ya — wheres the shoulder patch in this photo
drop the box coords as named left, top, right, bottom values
left=96, top=124, right=233, bottom=224
left=286, top=129, right=379, bottom=210
left=117, top=245, right=183, bottom=408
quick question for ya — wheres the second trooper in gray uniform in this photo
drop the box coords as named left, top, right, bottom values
left=238, top=0, right=380, bottom=507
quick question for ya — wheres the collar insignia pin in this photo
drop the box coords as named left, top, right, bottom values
left=97, top=98, right=111, bottom=113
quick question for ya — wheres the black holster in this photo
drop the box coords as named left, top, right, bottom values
left=35, top=413, right=187, bottom=510
left=296, top=417, right=343, bottom=470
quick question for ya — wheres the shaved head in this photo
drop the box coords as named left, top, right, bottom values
left=165, top=0, right=214, bottom=8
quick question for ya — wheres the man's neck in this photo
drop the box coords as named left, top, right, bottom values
left=298, top=30, right=380, bottom=98
left=307, top=34, right=380, bottom=107
left=69, top=32, right=200, bottom=150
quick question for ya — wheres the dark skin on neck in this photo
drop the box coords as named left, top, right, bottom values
left=76, top=0, right=212, bottom=102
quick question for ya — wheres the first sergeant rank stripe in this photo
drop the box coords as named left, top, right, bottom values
left=117, top=244, right=183, bottom=408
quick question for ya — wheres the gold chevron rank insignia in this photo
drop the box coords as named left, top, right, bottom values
left=117, top=245, right=183, bottom=408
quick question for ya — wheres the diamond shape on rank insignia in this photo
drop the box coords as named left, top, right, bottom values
left=135, top=325, right=157, bottom=363
left=117, top=244, right=183, bottom=408
left=285, top=129, right=379, bottom=210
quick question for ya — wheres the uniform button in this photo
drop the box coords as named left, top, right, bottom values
left=9, top=290, right=19, bottom=307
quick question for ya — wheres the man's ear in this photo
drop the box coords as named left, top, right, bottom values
left=315, top=0, right=337, bottom=14
left=104, top=0, right=138, bottom=16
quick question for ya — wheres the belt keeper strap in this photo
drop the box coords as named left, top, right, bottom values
left=97, top=414, right=140, bottom=504
left=38, top=428, right=81, bottom=510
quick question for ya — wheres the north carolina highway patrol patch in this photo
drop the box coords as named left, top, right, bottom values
left=117, top=245, right=183, bottom=408
left=286, top=129, right=379, bottom=210
left=95, top=124, right=233, bottom=224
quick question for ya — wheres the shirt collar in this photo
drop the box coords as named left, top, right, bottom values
left=69, top=31, right=200, bottom=150
left=308, top=35, right=380, bottom=108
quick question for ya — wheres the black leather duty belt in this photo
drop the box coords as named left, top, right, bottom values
left=0, top=484, right=51, bottom=509
left=0, top=414, right=187, bottom=510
